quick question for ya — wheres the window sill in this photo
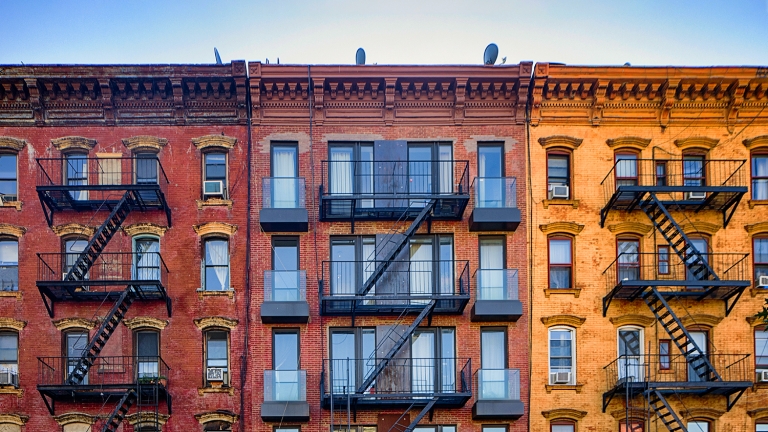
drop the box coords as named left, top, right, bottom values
left=0, top=291, right=21, bottom=299
left=751, top=287, right=768, bottom=297
left=544, top=288, right=581, bottom=298
left=197, top=288, right=235, bottom=299
left=542, top=199, right=579, bottom=209
left=0, top=386, right=23, bottom=397
left=545, top=383, right=584, bottom=393
left=748, top=200, right=768, bottom=209
left=753, top=382, right=768, bottom=391
left=0, top=201, right=22, bottom=211
left=196, top=198, right=233, bottom=210
left=198, top=386, right=234, bottom=396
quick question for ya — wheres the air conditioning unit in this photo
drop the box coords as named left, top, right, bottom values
left=0, top=370, right=18, bottom=387
left=203, top=180, right=224, bottom=198
left=550, top=372, right=571, bottom=384
left=207, top=367, right=225, bottom=382
left=759, top=370, right=768, bottom=382
left=548, top=185, right=569, bottom=200
left=687, top=191, right=706, bottom=200
left=758, top=275, right=768, bottom=288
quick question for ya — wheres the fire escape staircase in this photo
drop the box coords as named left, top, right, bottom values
left=646, top=390, right=687, bottom=432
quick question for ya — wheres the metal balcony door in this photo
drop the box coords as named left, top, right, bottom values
left=136, top=331, right=159, bottom=379
left=273, top=331, right=299, bottom=401
left=617, top=329, right=643, bottom=382
left=478, top=145, right=503, bottom=208
left=135, top=153, right=158, bottom=202
left=272, top=145, right=298, bottom=208
left=66, top=332, right=89, bottom=384
left=479, top=238, right=505, bottom=300
left=272, top=238, right=299, bottom=301
left=411, top=330, right=435, bottom=395
left=65, top=154, right=88, bottom=201
left=409, top=238, right=433, bottom=303
left=615, top=153, right=638, bottom=202
left=481, top=329, right=507, bottom=399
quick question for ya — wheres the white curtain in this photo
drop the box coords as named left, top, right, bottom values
left=481, top=331, right=506, bottom=399
left=617, top=330, right=643, bottom=382
left=410, top=240, right=432, bottom=303
left=330, top=149, right=353, bottom=195
left=134, top=240, right=160, bottom=282
left=753, top=156, right=768, bottom=199
left=439, top=145, right=452, bottom=195
left=359, top=146, right=374, bottom=208
left=411, top=332, right=434, bottom=394
left=362, top=239, right=376, bottom=302
left=480, top=240, right=505, bottom=299
left=206, top=240, right=229, bottom=291
left=273, top=148, right=297, bottom=208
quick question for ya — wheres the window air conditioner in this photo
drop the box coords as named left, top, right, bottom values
left=758, top=275, right=768, bottom=288
left=207, top=367, right=225, bottom=382
left=0, top=370, right=18, bottom=387
left=551, top=372, right=571, bottom=384
left=203, top=180, right=224, bottom=198
left=687, top=191, right=706, bottom=200
left=760, top=370, right=768, bottom=382
left=548, top=185, right=569, bottom=200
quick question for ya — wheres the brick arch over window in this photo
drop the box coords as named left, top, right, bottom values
left=121, top=136, right=168, bottom=154
left=51, top=136, right=97, bottom=153
left=0, top=137, right=27, bottom=153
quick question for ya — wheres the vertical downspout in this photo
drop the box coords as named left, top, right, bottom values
left=240, top=63, right=253, bottom=432
left=524, top=67, right=534, bottom=432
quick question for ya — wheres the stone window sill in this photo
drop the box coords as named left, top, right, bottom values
left=0, top=201, right=22, bottom=211
left=198, top=386, right=235, bottom=396
left=543, top=199, right=579, bottom=209
left=748, top=200, right=768, bottom=209
left=197, top=288, right=235, bottom=299
left=545, top=383, right=584, bottom=393
left=753, top=382, right=768, bottom=391
left=196, top=198, right=233, bottom=210
left=0, top=386, right=23, bottom=397
left=0, top=291, right=21, bottom=299
left=544, top=288, right=581, bottom=298
left=751, top=287, right=768, bottom=297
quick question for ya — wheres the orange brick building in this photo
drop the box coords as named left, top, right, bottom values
left=527, top=64, right=768, bottom=432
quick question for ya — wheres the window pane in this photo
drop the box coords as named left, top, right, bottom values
left=274, top=332, right=298, bottom=370
left=551, top=426, right=574, bottom=432
left=756, top=424, right=768, bottom=432
left=753, top=155, right=768, bottom=200
left=0, top=240, right=18, bottom=291
left=549, top=239, right=571, bottom=264
left=757, top=329, right=768, bottom=367
left=0, top=333, right=18, bottom=362
left=756, top=238, right=768, bottom=264
left=207, top=332, right=228, bottom=368
left=205, top=153, right=227, bottom=181
left=688, top=422, right=709, bottom=432
left=205, top=239, right=229, bottom=291
left=482, top=427, right=507, bottom=432
left=547, top=155, right=569, bottom=187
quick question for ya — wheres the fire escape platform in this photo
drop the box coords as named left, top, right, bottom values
left=319, top=195, right=469, bottom=221
left=320, top=294, right=470, bottom=316
left=607, top=280, right=749, bottom=302
left=603, top=186, right=747, bottom=212
left=321, top=392, right=472, bottom=409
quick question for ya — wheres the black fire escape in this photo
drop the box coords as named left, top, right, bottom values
left=319, top=154, right=472, bottom=432
left=35, top=156, right=172, bottom=432
left=599, top=158, right=752, bottom=432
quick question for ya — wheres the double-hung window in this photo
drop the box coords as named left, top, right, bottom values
left=756, top=327, right=768, bottom=376
left=65, top=153, right=88, bottom=201
left=205, top=330, right=229, bottom=386
left=0, top=154, right=17, bottom=201
left=547, top=152, right=570, bottom=199
left=549, top=327, right=574, bottom=384
left=753, top=153, right=768, bottom=200
left=755, top=237, right=768, bottom=286
left=203, top=152, right=227, bottom=199
left=548, top=238, right=572, bottom=289
left=0, top=239, right=18, bottom=291
left=0, top=332, right=18, bottom=386
left=203, top=238, right=230, bottom=291
left=136, top=330, right=159, bottom=379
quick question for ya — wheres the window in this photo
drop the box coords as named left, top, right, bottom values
left=330, top=327, right=375, bottom=394
left=65, top=331, right=89, bottom=384
left=204, top=424, right=232, bottom=432
left=549, top=237, right=572, bottom=289
left=753, top=153, right=768, bottom=200
left=756, top=327, right=768, bottom=372
left=272, top=237, right=300, bottom=301
left=0, top=332, right=18, bottom=386
left=659, top=340, right=671, bottom=370
left=617, top=238, right=640, bottom=282
left=686, top=237, right=709, bottom=289
left=479, top=237, right=506, bottom=300
left=547, top=152, right=570, bottom=199
left=134, top=237, right=160, bottom=285
left=0, top=154, right=17, bottom=201
left=203, top=238, right=229, bottom=291
left=687, top=330, right=709, bottom=383
left=615, top=152, right=638, bottom=187
left=655, top=161, right=667, bottom=186
left=619, top=421, right=644, bottom=432
left=332, top=427, right=377, bottom=432
left=0, top=239, right=18, bottom=291
left=136, top=330, right=159, bottom=378
left=618, top=327, right=643, bottom=381
left=477, top=144, right=504, bottom=208
left=551, top=423, right=575, bottom=432
left=65, top=153, right=88, bottom=200
left=482, top=428, right=507, bottom=432
left=549, top=327, right=574, bottom=384
left=64, top=238, right=89, bottom=279
left=683, top=154, right=706, bottom=200
left=63, top=423, right=92, bottom=432
left=203, top=152, right=227, bottom=199
left=273, top=330, right=300, bottom=401
left=414, top=427, right=456, bottom=432
left=755, top=237, right=768, bottom=286
left=205, top=330, right=229, bottom=386
left=757, top=423, right=768, bottom=432
left=480, top=328, right=507, bottom=399
left=271, top=145, right=298, bottom=208
left=275, top=428, right=300, bottom=432
left=688, top=421, right=710, bottom=432
left=328, top=142, right=374, bottom=205
left=658, top=246, right=670, bottom=275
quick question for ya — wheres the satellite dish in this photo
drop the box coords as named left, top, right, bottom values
left=214, top=48, right=222, bottom=65
left=356, top=48, right=366, bottom=65
left=483, top=43, right=499, bottom=65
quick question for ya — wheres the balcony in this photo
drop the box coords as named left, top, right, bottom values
left=471, top=269, right=521, bottom=322
left=36, top=156, right=171, bottom=225
left=37, top=355, right=171, bottom=414
left=36, top=252, right=170, bottom=317
left=469, top=177, right=520, bottom=231
left=472, top=369, right=524, bottom=420
left=601, top=252, right=750, bottom=316
left=602, top=354, right=752, bottom=412
left=319, top=160, right=470, bottom=222
left=261, top=270, right=310, bottom=324
left=261, top=370, right=309, bottom=422
left=321, top=358, right=472, bottom=409
left=260, top=177, right=308, bottom=232
left=600, top=159, right=747, bottom=226
left=320, top=260, right=470, bottom=316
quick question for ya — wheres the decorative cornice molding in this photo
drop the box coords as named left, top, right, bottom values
left=541, top=408, right=587, bottom=421
left=192, top=135, right=238, bottom=151
left=538, top=135, right=583, bottom=150
left=123, top=317, right=168, bottom=331
left=610, top=407, right=650, bottom=420
left=745, top=222, right=768, bottom=235
left=194, top=316, right=239, bottom=331
left=54, top=412, right=96, bottom=426
left=743, top=135, right=768, bottom=151
left=123, top=223, right=168, bottom=237
left=52, top=223, right=95, bottom=238
left=53, top=318, right=97, bottom=331
left=541, top=315, right=586, bottom=328
left=748, top=407, right=768, bottom=419
left=680, top=314, right=723, bottom=328
left=51, top=136, right=97, bottom=152
left=0, top=317, right=26, bottom=331
left=679, top=407, right=725, bottom=420
left=0, top=137, right=27, bottom=153
left=606, top=137, right=651, bottom=151
left=125, top=412, right=169, bottom=426
left=0, top=224, right=26, bottom=238
left=746, top=316, right=767, bottom=327
left=195, top=410, right=239, bottom=425
left=539, top=222, right=585, bottom=236
left=673, top=137, right=719, bottom=152
left=121, top=136, right=168, bottom=153
left=609, top=314, right=655, bottom=328
left=0, top=414, right=28, bottom=425
left=194, top=221, right=238, bottom=237
left=607, top=222, right=652, bottom=236
left=680, top=222, right=720, bottom=237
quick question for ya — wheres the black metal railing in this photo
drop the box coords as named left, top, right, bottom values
left=474, top=368, right=521, bottom=401
left=37, top=156, right=169, bottom=193
left=264, top=270, right=307, bottom=302
left=472, top=177, right=517, bottom=208
left=603, top=353, right=752, bottom=391
left=262, top=177, right=306, bottom=209
left=37, top=252, right=169, bottom=287
left=263, top=370, right=307, bottom=402
left=602, top=252, right=750, bottom=293
left=323, top=357, right=471, bottom=398
left=474, top=269, right=518, bottom=301
left=37, top=356, right=170, bottom=387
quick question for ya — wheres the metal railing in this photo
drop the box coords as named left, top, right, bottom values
left=37, top=156, right=169, bottom=193
left=472, top=177, right=517, bottom=208
left=37, top=356, right=170, bottom=387
left=603, top=353, right=752, bottom=391
left=264, top=270, right=307, bottom=302
left=600, top=159, right=747, bottom=204
left=263, top=369, right=307, bottom=402
left=474, top=269, right=518, bottom=301
left=262, top=177, right=306, bottom=209
left=323, top=357, right=471, bottom=397
left=37, top=252, right=169, bottom=287
left=474, top=368, right=520, bottom=401
left=602, top=252, right=750, bottom=293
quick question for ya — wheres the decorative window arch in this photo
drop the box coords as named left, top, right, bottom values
left=192, top=135, right=237, bottom=152
left=51, top=136, right=97, bottom=153
left=674, top=137, right=719, bottom=153
left=606, top=137, right=651, bottom=153
left=52, top=318, right=96, bottom=332
left=0, top=137, right=27, bottom=153
left=123, top=223, right=168, bottom=238
left=0, top=414, right=27, bottom=431
left=125, top=412, right=168, bottom=430
left=195, top=410, right=238, bottom=431
left=121, top=136, right=168, bottom=154
left=52, top=223, right=95, bottom=238
left=54, top=412, right=96, bottom=432
left=194, top=222, right=237, bottom=238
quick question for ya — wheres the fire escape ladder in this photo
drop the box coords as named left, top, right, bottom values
left=642, top=288, right=721, bottom=382
left=645, top=390, right=687, bottom=432
left=387, top=396, right=440, bottom=432
left=102, top=389, right=138, bottom=432
left=356, top=299, right=437, bottom=394
left=64, top=190, right=138, bottom=282
left=358, top=199, right=437, bottom=296
left=65, top=288, right=136, bottom=385
left=638, top=194, right=719, bottom=282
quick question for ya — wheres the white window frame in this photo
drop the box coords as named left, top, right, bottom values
left=548, top=326, right=575, bottom=385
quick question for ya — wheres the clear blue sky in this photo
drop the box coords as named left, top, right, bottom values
left=1, top=0, right=767, bottom=66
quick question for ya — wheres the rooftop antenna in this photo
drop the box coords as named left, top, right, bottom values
left=356, top=48, right=366, bottom=65
left=483, top=43, right=498, bottom=65
left=214, top=48, right=222, bottom=65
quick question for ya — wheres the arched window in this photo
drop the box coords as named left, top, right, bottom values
left=547, top=150, right=571, bottom=200
left=616, top=236, right=640, bottom=282
left=548, top=326, right=575, bottom=385
left=617, top=326, right=643, bottom=382
left=548, top=236, right=573, bottom=289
